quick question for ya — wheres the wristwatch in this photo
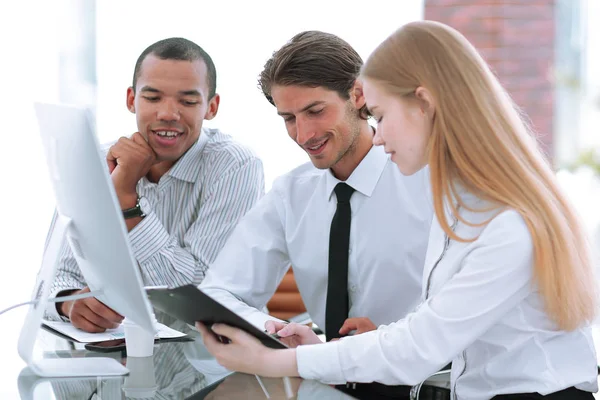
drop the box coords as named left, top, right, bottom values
left=122, top=196, right=149, bottom=219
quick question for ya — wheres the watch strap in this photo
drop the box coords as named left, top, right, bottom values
left=122, top=197, right=145, bottom=219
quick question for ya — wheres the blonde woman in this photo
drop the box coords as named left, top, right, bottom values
left=197, top=21, right=599, bottom=399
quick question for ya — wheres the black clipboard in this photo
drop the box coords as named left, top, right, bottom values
left=145, top=285, right=288, bottom=349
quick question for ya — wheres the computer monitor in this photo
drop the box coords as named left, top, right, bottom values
left=18, top=102, right=155, bottom=377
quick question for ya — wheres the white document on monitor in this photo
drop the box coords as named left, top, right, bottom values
left=42, top=320, right=186, bottom=343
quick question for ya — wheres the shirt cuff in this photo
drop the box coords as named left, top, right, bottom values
left=129, top=211, right=170, bottom=264
left=44, top=287, right=81, bottom=321
left=296, top=341, right=346, bottom=385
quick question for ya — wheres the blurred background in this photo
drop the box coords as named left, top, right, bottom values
left=0, top=0, right=598, bottom=397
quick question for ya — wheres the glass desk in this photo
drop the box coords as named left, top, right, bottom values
left=5, top=305, right=600, bottom=399
left=4, top=311, right=359, bottom=399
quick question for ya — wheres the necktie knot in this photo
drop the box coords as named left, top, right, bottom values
left=334, top=182, right=355, bottom=204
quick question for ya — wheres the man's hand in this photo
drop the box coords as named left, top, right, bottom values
left=339, top=317, right=377, bottom=336
left=59, top=287, right=124, bottom=333
left=106, top=133, right=157, bottom=208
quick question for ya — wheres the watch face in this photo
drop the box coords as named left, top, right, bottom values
left=139, top=196, right=151, bottom=215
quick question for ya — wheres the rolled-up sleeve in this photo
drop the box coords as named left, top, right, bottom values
left=131, top=157, right=265, bottom=288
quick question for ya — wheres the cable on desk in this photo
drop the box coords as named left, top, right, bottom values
left=0, top=290, right=103, bottom=317
left=0, top=301, right=38, bottom=317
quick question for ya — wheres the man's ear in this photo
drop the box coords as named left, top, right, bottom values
left=126, top=87, right=136, bottom=114
left=204, top=93, right=221, bottom=120
left=350, top=79, right=366, bottom=110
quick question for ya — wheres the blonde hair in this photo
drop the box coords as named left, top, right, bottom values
left=362, top=20, right=597, bottom=331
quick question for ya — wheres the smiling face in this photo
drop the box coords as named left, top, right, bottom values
left=363, top=78, right=433, bottom=176
left=270, top=84, right=362, bottom=171
left=126, top=55, right=219, bottom=164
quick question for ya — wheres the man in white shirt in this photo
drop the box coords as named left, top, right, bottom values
left=200, top=31, right=433, bottom=398
left=45, top=38, right=265, bottom=333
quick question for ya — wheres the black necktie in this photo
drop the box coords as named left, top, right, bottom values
left=325, top=182, right=356, bottom=341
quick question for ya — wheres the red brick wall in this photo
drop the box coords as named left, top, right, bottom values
left=424, top=0, right=555, bottom=159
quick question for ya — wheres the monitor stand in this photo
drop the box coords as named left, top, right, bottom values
left=17, top=214, right=129, bottom=377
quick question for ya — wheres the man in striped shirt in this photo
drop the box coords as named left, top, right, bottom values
left=44, top=38, right=265, bottom=333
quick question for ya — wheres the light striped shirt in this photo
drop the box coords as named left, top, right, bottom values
left=45, top=128, right=265, bottom=320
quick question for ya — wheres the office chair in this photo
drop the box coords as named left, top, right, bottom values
left=267, top=269, right=307, bottom=321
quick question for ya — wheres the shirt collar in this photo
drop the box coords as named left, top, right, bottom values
left=167, top=129, right=211, bottom=183
left=325, top=144, right=389, bottom=201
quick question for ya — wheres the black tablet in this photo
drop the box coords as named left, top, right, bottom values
left=145, top=285, right=288, bottom=349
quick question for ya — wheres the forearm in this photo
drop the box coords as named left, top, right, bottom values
left=264, top=349, right=299, bottom=378
left=117, top=192, right=143, bottom=232
left=138, top=251, right=205, bottom=287
left=294, top=319, right=446, bottom=386
left=128, top=211, right=207, bottom=287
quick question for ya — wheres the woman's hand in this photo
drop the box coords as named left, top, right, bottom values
left=196, top=322, right=300, bottom=378
left=265, top=320, right=304, bottom=348
left=271, top=322, right=323, bottom=347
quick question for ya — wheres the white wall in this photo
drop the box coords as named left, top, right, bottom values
left=95, top=0, right=424, bottom=188
left=0, top=2, right=78, bottom=396
left=0, top=3, right=421, bottom=395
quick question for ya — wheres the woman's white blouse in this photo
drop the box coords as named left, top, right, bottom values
left=296, top=194, right=598, bottom=399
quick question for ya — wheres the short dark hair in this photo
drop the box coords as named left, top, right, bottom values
left=258, top=31, right=369, bottom=119
left=132, top=37, right=217, bottom=99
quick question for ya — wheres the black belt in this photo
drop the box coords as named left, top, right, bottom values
left=335, top=382, right=450, bottom=400
left=492, top=386, right=594, bottom=399
left=335, top=382, right=411, bottom=399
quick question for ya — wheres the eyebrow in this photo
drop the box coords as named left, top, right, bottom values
left=139, top=86, right=202, bottom=97
left=179, top=89, right=201, bottom=97
left=277, top=100, right=326, bottom=116
left=140, top=86, right=160, bottom=93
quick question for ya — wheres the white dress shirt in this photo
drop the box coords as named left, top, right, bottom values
left=296, top=190, right=598, bottom=399
left=45, top=128, right=265, bottom=320
left=201, top=144, right=433, bottom=333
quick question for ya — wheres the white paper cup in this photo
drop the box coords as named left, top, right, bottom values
left=122, top=355, right=158, bottom=398
left=123, top=315, right=157, bottom=357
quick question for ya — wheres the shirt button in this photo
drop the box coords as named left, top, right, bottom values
left=350, top=285, right=358, bottom=292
